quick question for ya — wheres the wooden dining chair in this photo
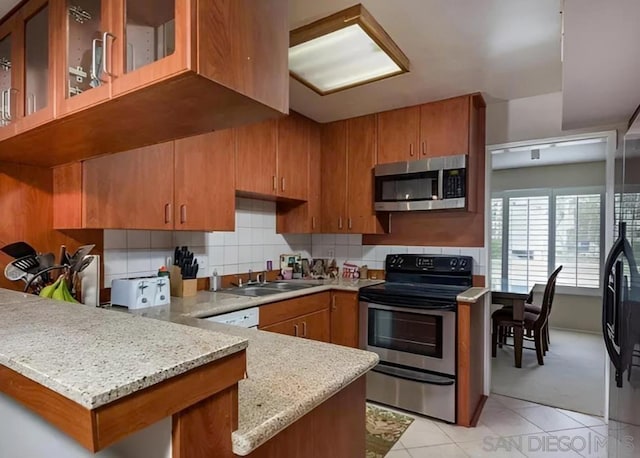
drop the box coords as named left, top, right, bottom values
left=492, top=266, right=563, bottom=366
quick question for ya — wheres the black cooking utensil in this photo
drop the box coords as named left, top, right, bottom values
left=1, top=242, right=37, bottom=259
left=11, top=255, right=41, bottom=274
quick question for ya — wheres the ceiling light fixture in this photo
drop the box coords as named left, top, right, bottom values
left=289, top=4, right=410, bottom=96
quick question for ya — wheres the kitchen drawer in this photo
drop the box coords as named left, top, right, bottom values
left=260, top=309, right=330, bottom=343
left=259, top=292, right=330, bottom=328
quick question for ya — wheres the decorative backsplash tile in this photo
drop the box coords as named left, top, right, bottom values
left=103, top=198, right=487, bottom=288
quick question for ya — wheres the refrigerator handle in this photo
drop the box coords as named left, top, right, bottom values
left=602, top=234, right=625, bottom=387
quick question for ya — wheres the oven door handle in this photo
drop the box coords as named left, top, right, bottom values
left=372, top=363, right=455, bottom=386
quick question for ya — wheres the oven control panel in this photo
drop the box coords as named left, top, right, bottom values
left=386, top=254, right=473, bottom=274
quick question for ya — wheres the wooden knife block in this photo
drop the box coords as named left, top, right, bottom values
left=170, top=265, right=198, bottom=298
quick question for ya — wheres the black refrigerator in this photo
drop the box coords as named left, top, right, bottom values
left=603, top=113, right=640, bottom=457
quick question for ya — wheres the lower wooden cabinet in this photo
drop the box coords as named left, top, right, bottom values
left=330, top=292, right=360, bottom=348
left=258, top=290, right=359, bottom=348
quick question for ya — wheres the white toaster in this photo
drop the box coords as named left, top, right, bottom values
left=111, top=276, right=171, bottom=309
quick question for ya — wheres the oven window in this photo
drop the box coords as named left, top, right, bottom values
left=368, top=308, right=443, bottom=358
left=376, top=171, right=439, bottom=202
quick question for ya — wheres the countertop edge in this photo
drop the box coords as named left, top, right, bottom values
left=231, top=353, right=379, bottom=456
left=0, top=338, right=249, bottom=410
left=457, top=287, right=490, bottom=304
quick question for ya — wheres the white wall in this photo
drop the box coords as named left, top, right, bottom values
left=486, top=92, right=626, bottom=146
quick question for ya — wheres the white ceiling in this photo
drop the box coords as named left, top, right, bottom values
left=0, top=0, right=18, bottom=20
left=562, top=0, right=640, bottom=131
left=289, top=0, right=563, bottom=122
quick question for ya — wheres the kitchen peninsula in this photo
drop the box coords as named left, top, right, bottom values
left=0, top=288, right=377, bottom=457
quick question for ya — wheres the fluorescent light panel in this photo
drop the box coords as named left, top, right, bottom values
left=290, top=24, right=402, bottom=94
left=289, top=4, right=409, bottom=96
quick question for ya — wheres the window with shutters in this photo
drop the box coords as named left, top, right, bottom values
left=492, top=188, right=604, bottom=290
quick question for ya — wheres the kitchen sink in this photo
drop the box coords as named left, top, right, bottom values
left=224, top=282, right=316, bottom=297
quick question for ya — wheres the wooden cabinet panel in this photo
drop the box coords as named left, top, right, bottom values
left=308, top=121, right=322, bottom=231
left=330, top=292, right=359, bottom=348
left=376, top=106, right=420, bottom=165
left=277, top=113, right=308, bottom=201
left=52, top=162, right=83, bottom=230
left=236, top=119, right=277, bottom=196
left=299, top=309, right=330, bottom=343
left=347, top=115, right=384, bottom=234
left=174, top=130, right=235, bottom=231
left=197, top=0, right=289, bottom=115
left=420, top=96, right=470, bottom=158
left=320, top=121, right=348, bottom=233
left=260, top=315, right=299, bottom=338
left=82, top=142, right=174, bottom=229
left=275, top=117, right=321, bottom=233
left=259, top=292, right=330, bottom=328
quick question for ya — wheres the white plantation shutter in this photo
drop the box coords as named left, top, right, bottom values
left=555, top=194, right=601, bottom=287
left=507, top=196, right=550, bottom=289
left=490, top=198, right=504, bottom=289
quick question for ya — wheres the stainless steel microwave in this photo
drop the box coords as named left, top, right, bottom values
left=374, top=154, right=467, bottom=211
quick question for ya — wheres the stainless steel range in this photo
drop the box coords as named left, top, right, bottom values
left=359, top=254, right=473, bottom=423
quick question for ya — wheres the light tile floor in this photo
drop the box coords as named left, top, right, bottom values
left=382, top=394, right=638, bottom=458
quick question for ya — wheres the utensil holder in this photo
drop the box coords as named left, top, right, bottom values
left=170, top=266, right=197, bottom=297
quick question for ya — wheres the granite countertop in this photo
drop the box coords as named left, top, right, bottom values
left=127, top=278, right=381, bottom=455
left=169, top=316, right=379, bottom=456
left=0, top=288, right=248, bottom=409
left=457, top=287, right=490, bottom=303
left=163, top=278, right=385, bottom=319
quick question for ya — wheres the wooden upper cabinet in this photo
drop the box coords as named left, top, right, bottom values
left=56, top=0, right=113, bottom=117
left=419, top=96, right=470, bottom=158
left=13, top=0, right=55, bottom=132
left=376, top=106, right=420, bottom=165
left=347, top=115, right=384, bottom=234
left=0, top=15, right=19, bottom=141
left=235, top=119, right=277, bottom=196
left=307, top=121, right=322, bottom=231
left=0, top=0, right=289, bottom=166
left=110, top=0, right=189, bottom=97
left=320, top=120, right=348, bottom=233
left=174, top=130, right=236, bottom=231
left=277, top=113, right=309, bottom=201
left=83, top=142, right=175, bottom=230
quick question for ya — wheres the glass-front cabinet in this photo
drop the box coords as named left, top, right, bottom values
left=58, top=0, right=112, bottom=115
left=0, top=17, right=17, bottom=139
left=112, top=0, right=188, bottom=95
left=15, top=0, right=54, bottom=130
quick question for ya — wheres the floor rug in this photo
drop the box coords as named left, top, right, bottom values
left=366, top=403, right=414, bottom=458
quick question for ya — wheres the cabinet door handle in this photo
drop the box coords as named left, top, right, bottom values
left=422, top=140, right=427, bottom=156
left=272, top=176, right=277, bottom=191
left=332, top=295, right=337, bottom=311
left=102, top=32, right=116, bottom=77
left=348, top=218, right=353, bottom=230
left=281, top=177, right=285, bottom=191
left=91, top=38, right=100, bottom=81
left=338, top=217, right=343, bottom=230
left=180, top=205, right=187, bottom=224
left=164, top=203, right=172, bottom=224
left=409, top=144, right=414, bottom=157
left=294, top=324, right=299, bottom=337
left=301, top=321, right=307, bottom=337
left=312, top=216, right=316, bottom=230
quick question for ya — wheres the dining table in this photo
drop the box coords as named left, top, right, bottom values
left=492, top=280, right=532, bottom=368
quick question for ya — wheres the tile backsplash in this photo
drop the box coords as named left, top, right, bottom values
left=103, top=198, right=487, bottom=288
